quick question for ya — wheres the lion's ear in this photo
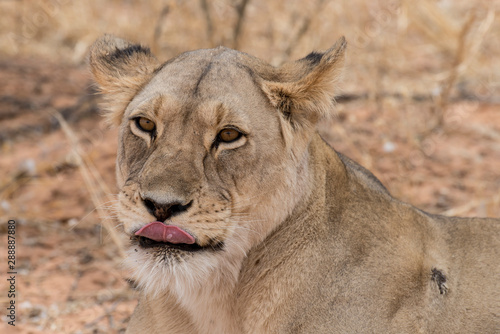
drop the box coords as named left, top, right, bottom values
left=261, top=37, right=346, bottom=129
left=89, top=35, right=160, bottom=126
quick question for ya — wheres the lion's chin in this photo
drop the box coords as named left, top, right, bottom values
left=124, top=240, right=237, bottom=299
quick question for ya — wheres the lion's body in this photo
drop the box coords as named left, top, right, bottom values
left=89, top=35, right=500, bottom=333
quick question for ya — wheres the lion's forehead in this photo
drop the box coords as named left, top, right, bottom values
left=127, top=52, right=270, bottom=129
left=143, top=49, right=259, bottom=100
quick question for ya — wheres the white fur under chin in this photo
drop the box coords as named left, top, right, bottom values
left=123, top=236, right=247, bottom=301
left=123, top=236, right=250, bottom=334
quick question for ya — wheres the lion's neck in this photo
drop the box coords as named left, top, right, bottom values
left=177, top=282, right=239, bottom=334
left=283, top=134, right=349, bottom=223
left=168, top=250, right=245, bottom=334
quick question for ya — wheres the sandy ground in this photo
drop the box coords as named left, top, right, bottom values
left=0, top=57, right=498, bottom=333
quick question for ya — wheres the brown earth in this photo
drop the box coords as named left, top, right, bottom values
left=0, top=55, right=498, bottom=333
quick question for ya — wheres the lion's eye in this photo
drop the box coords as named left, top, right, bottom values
left=135, top=117, right=156, bottom=132
left=218, top=128, right=241, bottom=143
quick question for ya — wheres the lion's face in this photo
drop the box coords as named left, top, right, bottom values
left=116, top=50, right=301, bottom=292
left=89, top=35, right=345, bottom=295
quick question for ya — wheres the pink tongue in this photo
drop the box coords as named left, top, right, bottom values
left=135, top=222, right=195, bottom=244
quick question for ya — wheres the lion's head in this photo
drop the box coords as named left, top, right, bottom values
left=89, top=35, right=345, bottom=297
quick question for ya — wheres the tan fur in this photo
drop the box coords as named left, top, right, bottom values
left=89, top=35, right=500, bottom=334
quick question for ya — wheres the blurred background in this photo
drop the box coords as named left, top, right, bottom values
left=0, top=0, right=499, bottom=333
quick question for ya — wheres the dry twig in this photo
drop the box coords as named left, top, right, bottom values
left=200, top=0, right=215, bottom=47
left=280, top=0, right=326, bottom=62
left=442, top=193, right=500, bottom=217
left=50, top=109, right=126, bottom=258
left=434, top=12, right=476, bottom=128
left=232, top=0, right=250, bottom=49
left=152, top=5, right=170, bottom=55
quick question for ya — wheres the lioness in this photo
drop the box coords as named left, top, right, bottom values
left=89, top=35, right=499, bottom=333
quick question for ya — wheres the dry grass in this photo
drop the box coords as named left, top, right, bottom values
left=50, top=109, right=126, bottom=258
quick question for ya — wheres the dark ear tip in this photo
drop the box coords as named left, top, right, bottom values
left=89, top=34, right=135, bottom=62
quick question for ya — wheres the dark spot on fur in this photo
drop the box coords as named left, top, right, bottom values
left=254, top=259, right=260, bottom=266
left=303, top=51, right=324, bottom=65
left=431, top=268, right=448, bottom=295
left=219, top=191, right=230, bottom=202
left=287, top=319, right=305, bottom=333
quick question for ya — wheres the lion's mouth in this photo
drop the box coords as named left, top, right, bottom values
left=133, top=236, right=207, bottom=251
left=131, top=221, right=223, bottom=252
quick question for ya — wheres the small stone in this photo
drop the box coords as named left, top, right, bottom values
left=383, top=141, right=396, bottom=153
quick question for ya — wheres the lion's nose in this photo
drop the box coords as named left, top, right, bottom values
left=142, top=198, right=192, bottom=222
